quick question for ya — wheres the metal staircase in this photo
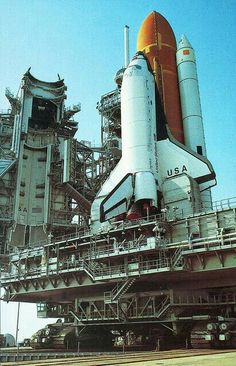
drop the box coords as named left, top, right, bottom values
left=79, top=260, right=96, bottom=280
left=104, top=278, right=136, bottom=304
left=156, top=295, right=171, bottom=319
left=0, top=159, right=16, bottom=178
left=171, top=247, right=183, bottom=268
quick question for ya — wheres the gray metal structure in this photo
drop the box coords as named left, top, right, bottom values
left=1, top=72, right=236, bottom=349
left=0, top=71, right=110, bottom=256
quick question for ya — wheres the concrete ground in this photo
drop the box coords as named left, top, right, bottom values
left=118, top=352, right=236, bottom=366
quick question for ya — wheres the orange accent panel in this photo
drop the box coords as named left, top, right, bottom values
left=183, top=50, right=190, bottom=55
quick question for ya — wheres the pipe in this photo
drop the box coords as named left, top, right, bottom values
left=124, top=25, right=130, bottom=68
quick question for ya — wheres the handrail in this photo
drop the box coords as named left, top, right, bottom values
left=173, top=292, right=236, bottom=305
left=3, top=224, right=236, bottom=283
left=7, top=196, right=236, bottom=252
left=213, top=196, right=236, bottom=210
left=185, top=232, right=236, bottom=253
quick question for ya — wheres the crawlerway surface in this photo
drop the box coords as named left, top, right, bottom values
left=1, top=349, right=236, bottom=366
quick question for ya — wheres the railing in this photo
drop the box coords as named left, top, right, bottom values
left=4, top=227, right=236, bottom=283
left=213, top=196, right=236, bottom=211
left=173, top=292, right=236, bottom=305
left=4, top=196, right=236, bottom=253
left=77, top=308, right=119, bottom=321
left=9, top=233, right=160, bottom=267
left=17, top=228, right=91, bottom=250
left=184, top=231, right=236, bottom=253
left=76, top=296, right=172, bottom=321
left=140, top=258, right=170, bottom=272
left=87, top=237, right=155, bottom=260
left=1, top=255, right=170, bottom=282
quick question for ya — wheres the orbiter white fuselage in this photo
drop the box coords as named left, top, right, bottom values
left=91, top=53, right=215, bottom=229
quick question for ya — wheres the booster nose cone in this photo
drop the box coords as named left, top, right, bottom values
left=137, top=11, right=184, bottom=143
left=178, top=34, right=192, bottom=50
left=176, top=34, right=196, bottom=65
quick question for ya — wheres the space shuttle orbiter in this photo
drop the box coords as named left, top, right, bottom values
left=91, top=52, right=215, bottom=228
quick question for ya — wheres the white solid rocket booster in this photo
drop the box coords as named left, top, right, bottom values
left=176, top=35, right=206, bottom=157
left=176, top=35, right=212, bottom=208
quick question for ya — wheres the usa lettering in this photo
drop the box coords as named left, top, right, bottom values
left=167, top=165, right=187, bottom=177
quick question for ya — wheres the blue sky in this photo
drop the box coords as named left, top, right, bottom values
left=1, top=0, right=236, bottom=340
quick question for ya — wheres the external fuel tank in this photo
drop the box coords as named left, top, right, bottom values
left=137, top=11, right=184, bottom=143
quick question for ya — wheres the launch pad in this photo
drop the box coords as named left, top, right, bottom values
left=2, top=198, right=236, bottom=349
